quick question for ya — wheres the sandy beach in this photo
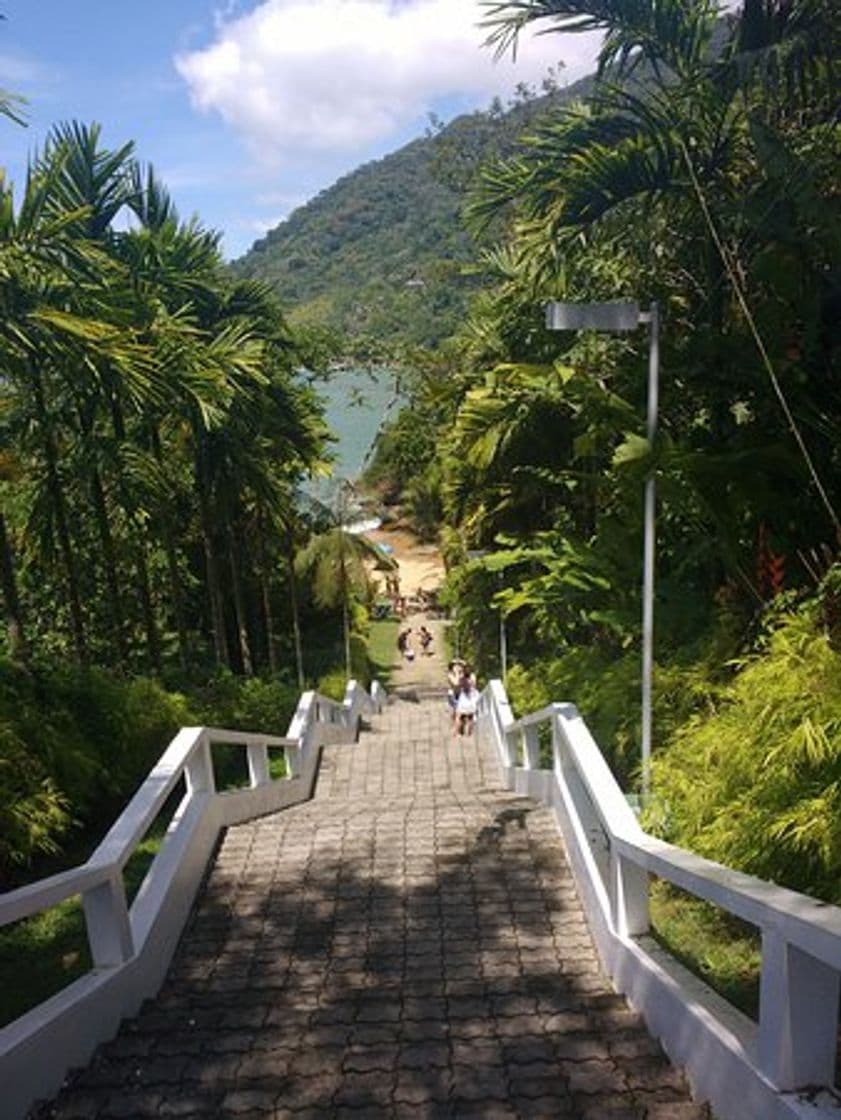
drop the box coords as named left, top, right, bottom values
left=363, top=524, right=445, bottom=600
left=364, top=523, right=449, bottom=690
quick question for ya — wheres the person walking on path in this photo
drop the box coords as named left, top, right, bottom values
left=397, top=627, right=415, bottom=661
left=455, top=667, right=480, bottom=736
left=392, top=616, right=447, bottom=691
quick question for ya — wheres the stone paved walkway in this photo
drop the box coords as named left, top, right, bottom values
left=36, top=700, right=708, bottom=1120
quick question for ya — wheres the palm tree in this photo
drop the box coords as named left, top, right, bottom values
left=296, top=483, right=397, bottom=679
left=471, top=0, right=841, bottom=566
left=0, top=137, right=131, bottom=664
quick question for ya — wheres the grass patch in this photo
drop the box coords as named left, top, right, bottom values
left=268, top=749, right=288, bottom=781
left=367, top=619, right=400, bottom=686
left=0, top=896, right=90, bottom=1027
left=0, top=826, right=169, bottom=1028
left=0, top=787, right=182, bottom=1027
left=649, top=879, right=761, bottom=1019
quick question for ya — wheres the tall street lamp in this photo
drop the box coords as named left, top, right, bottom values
left=545, top=300, right=660, bottom=800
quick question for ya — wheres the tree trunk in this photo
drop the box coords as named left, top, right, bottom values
left=89, top=462, right=128, bottom=668
left=31, top=366, right=87, bottom=663
left=340, top=538, right=351, bottom=680
left=196, top=471, right=229, bottom=668
left=150, top=424, right=189, bottom=672
left=0, top=510, right=28, bottom=662
left=228, top=531, right=254, bottom=677
left=343, top=596, right=352, bottom=681
left=74, top=396, right=128, bottom=667
left=164, top=534, right=189, bottom=672
left=193, top=429, right=230, bottom=669
left=287, top=546, right=305, bottom=691
left=135, top=536, right=162, bottom=675
left=258, top=530, right=277, bottom=675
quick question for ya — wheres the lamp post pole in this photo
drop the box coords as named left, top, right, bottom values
left=545, top=300, right=659, bottom=800
left=499, top=599, right=508, bottom=686
left=639, top=303, right=659, bottom=801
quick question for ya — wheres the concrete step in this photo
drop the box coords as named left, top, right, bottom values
left=391, top=684, right=449, bottom=703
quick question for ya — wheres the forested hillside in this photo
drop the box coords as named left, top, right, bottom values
left=234, top=74, right=592, bottom=349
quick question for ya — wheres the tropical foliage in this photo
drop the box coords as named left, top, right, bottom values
left=366, top=0, right=841, bottom=901
left=0, top=122, right=390, bottom=877
left=0, top=122, right=336, bottom=677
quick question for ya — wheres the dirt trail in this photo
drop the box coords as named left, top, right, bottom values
left=363, top=524, right=450, bottom=691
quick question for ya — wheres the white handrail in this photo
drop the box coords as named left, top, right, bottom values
left=0, top=679, right=384, bottom=1120
left=478, top=681, right=841, bottom=1120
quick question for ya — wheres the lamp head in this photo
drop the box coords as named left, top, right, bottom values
left=545, top=301, right=642, bottom=332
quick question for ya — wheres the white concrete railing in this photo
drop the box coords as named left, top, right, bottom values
left=478, top=680, right=841, bottom=1120
left=0, top=678, right=385, bottom=1120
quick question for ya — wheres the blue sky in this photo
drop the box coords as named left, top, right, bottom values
left=0, top=1, right=602, bottom=259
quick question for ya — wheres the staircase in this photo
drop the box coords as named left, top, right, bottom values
left=27, top=697, right=705, bottom=1120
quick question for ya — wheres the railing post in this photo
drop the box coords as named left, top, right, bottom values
left=551, top=712, right=565, bottom=778
left=610, top=850, right=650, bottom=938
left=247, top=739, right=270, bottom=787
left=286, top=742, right=302, bottom=778
left=504, top=730, right=518, bottom=772
left=758, top=929, right=840, bottom=1090
left=82, top=874, right=134, bottom=967
left=185, top=734, right=216, bottom=795
left=523, top=725, right=541, bottom=770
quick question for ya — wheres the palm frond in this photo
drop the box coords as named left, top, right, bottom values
left=481, top=0, right=720, bottom=77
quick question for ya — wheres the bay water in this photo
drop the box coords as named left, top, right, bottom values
left=307, top=366, right=399, bottom=507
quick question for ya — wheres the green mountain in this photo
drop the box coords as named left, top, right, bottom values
left=233, top=76, right=594, bottom=350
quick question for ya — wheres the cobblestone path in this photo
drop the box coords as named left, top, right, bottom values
left=37, top=699, right=708, bottom=1120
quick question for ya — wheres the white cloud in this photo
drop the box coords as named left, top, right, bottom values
left=255, top=187, right=308, bottom=208
left=175, top=0, right=601, bottom=163
left=249, top=213, right=286, bottom=233
left=0, top=50, right=54, bottom=86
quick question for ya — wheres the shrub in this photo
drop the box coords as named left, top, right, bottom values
left=505, top=648, right=643, bottom=788
left=0, top=726, right=72, bottom=884
left=224, top=677, right=299, bottom=736
left=506, top=639, right=726, bottom=792
left=645, top=593, right=841, bottom=904
left=316, top=668, right=348, bottom=702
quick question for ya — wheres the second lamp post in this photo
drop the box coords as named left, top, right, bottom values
left=545, top=300, right=660, bottom=800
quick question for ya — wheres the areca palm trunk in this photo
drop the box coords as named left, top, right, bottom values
left=260, top=565, right=277, bottom=674
left=30, top=365, right=87, bottom=663
left=286, top=544, right=305, bottom=691
left=164, top=535, right=189, bottom=672
left=73, top=397, right=128, bottom=667
left=89, top=462, right=129, bottom=668
left=134, top=536, right=162, bottom=674
left=191, top=428, right=230, bottom=668
left=257, top=530, right=277, bottom=674
left=228, top=530, right=254, bottom=676
left=150, top=425, right=189, bottom=671
left=196, top=473, right=229, bottom=668
left=0, top=510, right=27, bottom=662
left=104, top=391, right=162, bottom=672
left=340, top=539, right=352, bottom=680
left=343, top=596, right=352, bottom=681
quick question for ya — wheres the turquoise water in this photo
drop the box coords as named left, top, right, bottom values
left=310, top=366, right=399, bottom=501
